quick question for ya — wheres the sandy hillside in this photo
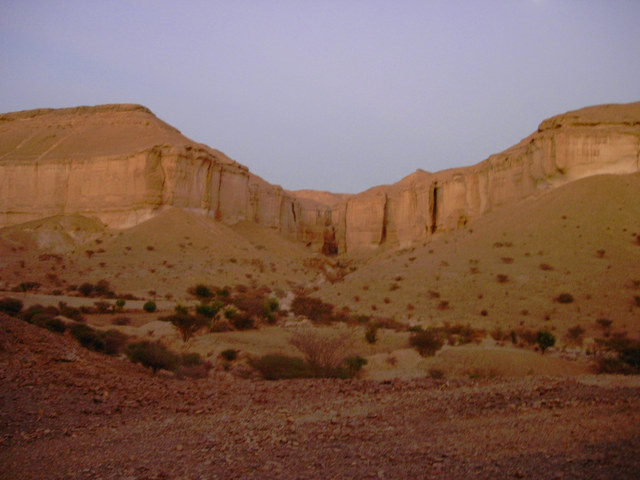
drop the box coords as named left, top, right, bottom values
left=314, top=173, right=640, bottom=339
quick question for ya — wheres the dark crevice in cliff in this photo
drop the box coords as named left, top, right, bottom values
left=380, top=194, right=389, bottom=244
left=290, top=203, right=297, bottom=223
left=214, top=167, right=223, bottom=221
left=430, top=183, right=439, bottom=234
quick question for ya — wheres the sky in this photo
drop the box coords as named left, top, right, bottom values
left=1, top=1, right=639, bottom=193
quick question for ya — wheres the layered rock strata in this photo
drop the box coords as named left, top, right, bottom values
left=0, top=104, right=301, bottom=237
left=1, top=102, right=638, bottom=253
left=329, top=102, right=640, bottom=252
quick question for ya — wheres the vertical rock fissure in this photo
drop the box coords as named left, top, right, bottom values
left=291, top=202, right=297, bottom=223
left=214, top=166, right=223, bottom=221
left=380, top=194, right=389, bottom=244
left=430, top=183, right=439, bottom=234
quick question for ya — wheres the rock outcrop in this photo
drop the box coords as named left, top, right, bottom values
left=330, top=102, right=640, bottom=252
left=0, top=104, right=301, bottom=237
left=1, top=102, right=638, bottom=254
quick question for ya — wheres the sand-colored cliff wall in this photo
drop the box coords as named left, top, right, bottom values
left=1, top=102, right=638, bottom=254
left=0, top=104, right=301, bottom=237
left=334, top=102, right=640, bottom=252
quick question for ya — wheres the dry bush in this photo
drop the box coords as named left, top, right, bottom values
left=496, top=274, right=509, bottom=283
left=290, top=295, right=335, bottom=323
left=409, top=328, right=445, bottom=356
left=555, top=293, right=575, bottom=304
left=289, top=329, right=354, bottom=377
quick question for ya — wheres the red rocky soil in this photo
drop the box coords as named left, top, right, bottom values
left=1, top=314, right=639, bottom=479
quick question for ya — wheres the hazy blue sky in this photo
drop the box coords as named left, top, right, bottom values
left=1, top=1, right=639, bottom=193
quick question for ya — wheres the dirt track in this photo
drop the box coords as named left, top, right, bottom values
left=2, top=315, right=640, bottom=479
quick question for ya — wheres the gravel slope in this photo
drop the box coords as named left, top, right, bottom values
left=2, top=315, right=639, bottom=479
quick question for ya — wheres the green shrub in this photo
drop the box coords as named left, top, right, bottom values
left=142, top=301, right=157, bottom=313
left=191, top=284, right=214, bottom=300
left=536, top=330, right=556, bottom=354
left=195, top=301, right=223, bottom=319
left=125, top=341, right=179, bottom=374
left=409, top=328, right=444, bottom=356
left=115, top=299, right=126, bottom=309
left=249, top=354, right=313, bottom=380
left=0, top=297, right=23, bottom=316
left=221, top=349, right=238, bottom=361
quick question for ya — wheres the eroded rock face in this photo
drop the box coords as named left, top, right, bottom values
left=0, top=104, right=301, bottom=237
left=1, top=102, right=638, bottom=254
left=333, top=102, right=640, bottom=252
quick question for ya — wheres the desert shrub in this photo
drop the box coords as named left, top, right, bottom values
left=566, top=325, right=586, bottom=345
left=0, top=297, right=23, bottom=316
left=289, top=329, right=353, bottom=377
left=58, top=302, right=84, bottom=322
left=69, top=324, right=105, bottom=352
left=595, top=333, right=640, bottom=373
left=249, top=354, right=312, bottom=380
left=94, top=279, right=113, bottom=297
left=190, top=284, right=214, bottom=300
left=365, top=323, right=378, bottom=344
left=555, top=293, right=574, bottom=304
left=221, top=349, right=238, bottom=361
left=18, top=281, right=40, bottom=292
left=142, top=301, right=157, bottom=313
left=410, top=328, right=444, bottom=356
left=429, top=368, right=445, bottom=379
left=100, top=329, right=128, bottom=355
left=209, top=320, right=232, bottom=332
left=442, top=323, right=485, bottom=345
left=31, top=314, right=66, bottom=334
left=536, top=330, right=556, bottom=354
left=290, top=296, right=335, bottom=324
left=437, top=301, right=450, bottom=311
left=634, top=296, right=640, bottom=307
left=596, top=318, right=613, bottom=330
left=125, top=341, right=179, bottom=374
left=230, top=313, right=255, bottom=330
left=539, top=263, right=554, bottom=271
left=517, top=328, right=538, bottom=346
left=21, top=304, right=58, bottom=323
left=112, top=316, right=131, bottom=326
left=78, top=282, right=94, bottom=297
left=195, top=301, right=223, bottom=319
left=496, top=274, right=509, bottom=283
left=115, top=299, right=126, bottom=310
left=174, top=304, right=189, bottom=315
left=162, top=313, right=206, bottom=342
left=342, top=355, right=367, bottom=378
left=94, top=301, right=112, bottom=313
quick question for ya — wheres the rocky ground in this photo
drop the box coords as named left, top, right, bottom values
left=2, top=314, right=640, bottom=479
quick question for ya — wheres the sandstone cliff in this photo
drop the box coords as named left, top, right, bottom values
left=0, top=104, right=301, bottom=237
left=330, top=102, right=640, bottom=252
left=1, top=102, right=638, bottom=254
